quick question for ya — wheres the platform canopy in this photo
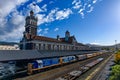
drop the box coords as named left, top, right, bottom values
left=0, top=50, right=98, bottom=62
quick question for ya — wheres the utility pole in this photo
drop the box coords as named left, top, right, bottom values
left=115, top=40, right=117, bottom=51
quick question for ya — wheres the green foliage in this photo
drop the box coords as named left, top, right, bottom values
left=109, top=50, right=120, bottom=80
left=109, top=65, right=120, bottom=80
left=115, top=51, right=120, bottom=64
left=115, top=50, right=120, bottom=54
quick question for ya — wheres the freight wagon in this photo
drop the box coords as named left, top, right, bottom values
left=76, top=54, right=87, bottom=60
left=86, top=53, right=94, bottom=58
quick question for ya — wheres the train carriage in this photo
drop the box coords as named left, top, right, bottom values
left=42, top=59, right=52, bottom=67
left=86, top=53, right=94, bottom=58
left=61, top=57, right=69, bottom=63
left=76, top=54, right=87, bottom=60
left=32, top=60, right=43, bottom=68
left=68, top=56, right=76, bottom=61
left=51, top=58, right=59, bottom=65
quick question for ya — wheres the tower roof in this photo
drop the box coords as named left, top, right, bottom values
left=66, top=30, right=70, bottom=33
left=30, top=10, right=34, bottom=16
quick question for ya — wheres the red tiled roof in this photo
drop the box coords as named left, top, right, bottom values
left=24, top=34, right=85, bottom=46
left=33, top=36, right=61, bottom=43
left=25, top=33, right=65, bottom=43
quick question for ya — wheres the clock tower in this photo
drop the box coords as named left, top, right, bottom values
left=25, top=10, right=38, bottom=35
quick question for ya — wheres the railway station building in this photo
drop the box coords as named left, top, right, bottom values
left=20, top=11, right=91, bottom=51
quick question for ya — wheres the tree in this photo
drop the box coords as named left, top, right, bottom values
left=115, top=51, right=120, bottom=64
left=109, top=65, right=120, bottom=80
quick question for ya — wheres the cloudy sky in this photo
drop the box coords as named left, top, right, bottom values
left=0, top=0, right=120, bottom=46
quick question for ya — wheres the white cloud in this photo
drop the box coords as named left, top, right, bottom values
left=41, top=4, right=47, bottom=12
left=78, top=8, right=84, bottom=18
left=71, top=0, right=100, bottom=19
left=90, top=42, right=100, bottom=45
left=80, top=12, right=84, bottom=18
left=88, top=4, right=91, bottom=7
left=72, top=0, right=77, bottom=4
left=36, top=14, right=46, bottom=25
left=9, top=11, right=25, bottom=37
left=0, top=0, right=27, bottom=42
left=0, top=28, right=22, bottom=42
left=0, top=0, right=27, bottom=18
left=28, top=3, right=42, bottom=14
left=54, top=28, right=59, bottom=31
left=93, top=0, right=97, bottom=4
left=36, top=8, right=72, bottom=26
left=77, top=3, right=87, bottom=18
left=87, top=7, right=94, bottom=13
left=35, top=8, right=72, bottom=26
left=11, top=12, right=25, bottom=25
left=55, top=8, right=72, bottom=20
left=0, top=12, right=25, bottom=42
left=45, top=8, right=58, bottom=22
left=37, top=28, right=42, bottom=33
left=78, top=8, right=84, bottom=13
left=72, top=0, right=81, bottom=9
left=36, top=0, right=43, bottom=3
left=43, top=28, right=49, bottom=34
left=0, top=18, right=7, bottom=28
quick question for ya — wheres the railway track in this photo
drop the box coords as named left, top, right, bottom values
left=86, top=54, right=113, bottom=80
left=15, top=53, right=111, bottom=80
left=55, top=58, right=104, bottom=80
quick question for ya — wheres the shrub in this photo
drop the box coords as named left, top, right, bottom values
left=109, top=65, right=120, bottom=80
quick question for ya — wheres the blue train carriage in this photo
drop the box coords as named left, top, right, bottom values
left=42, top=58, right=59, bottom=67
left=51, top=58, right=59, bottom=65
left=42, top=59, right=52, bottom=67
left=68, top=56, right=76, bottom=62
left=60, top=56, right=69, bottom=64
left=32, top=60, right=43, bottom=69
left=32, top=58, right=60, bottom=69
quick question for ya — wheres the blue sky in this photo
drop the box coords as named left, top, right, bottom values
left=0, top=0, right=120, bottom=46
